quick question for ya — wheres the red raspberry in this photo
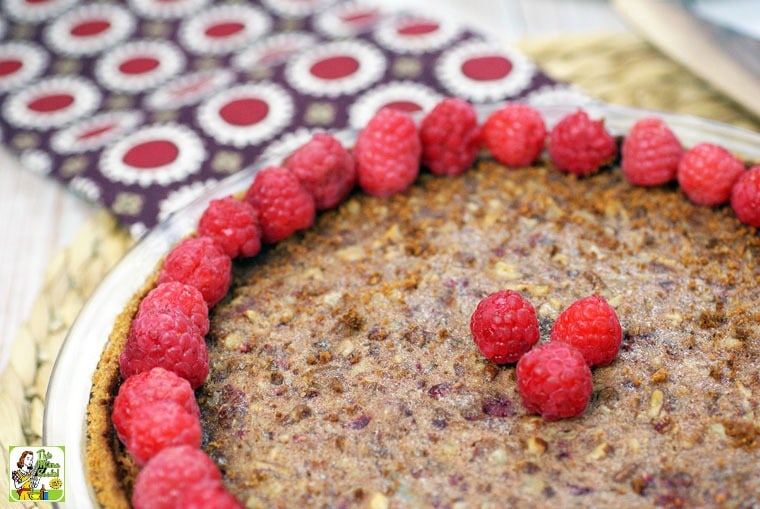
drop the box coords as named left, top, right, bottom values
left=119, top=308, right=209, bottom=388
left=419, top=97, right=480, bottom=176
left=550, top=295, right=622, bottom=367
left=244, top=165, right=316, bottom=244
left=112, top=367, right=200, bottom=445
left=678, top=142, right=744, bottom=206
left=731, top=165, right=760, bottom=227
left=179, top=480, right=244, bottom=509
left=354, top=107, right=421, bottom=197
left=622, top=117, right=683, bottom=186
left=132, top=445, right=221, bottom=509
left=138, top=282, right=209, bottom=336
left=285, top=132, right=356, bottom=210
left=198, top=195, right=262, bottom=258
left=480, top=102, right=547, bottom=168
left=469, top=290, right=540, bottom=364
left=158, top=236, right=231, bottom=307
left=549, top=109, right=617, bottom=176
left=516, top=342, right=593, bottom=421
left=122, top=399, right=201, bottom=466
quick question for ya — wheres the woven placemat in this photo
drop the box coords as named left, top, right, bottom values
left=1, top=32, right=757, bottom=509
left=518, top=32, right=760, bottom=132
left=0, top=211, right=132, bottom=509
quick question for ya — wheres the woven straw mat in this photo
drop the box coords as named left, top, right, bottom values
left=1, top=32, right=758, bottom=509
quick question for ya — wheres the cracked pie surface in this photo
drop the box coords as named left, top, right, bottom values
left=88, top=154, right=760, bottom=508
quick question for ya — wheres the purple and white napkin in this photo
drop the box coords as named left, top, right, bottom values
left=0, top=0, right=580, bottom=237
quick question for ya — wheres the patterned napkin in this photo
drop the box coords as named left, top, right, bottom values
left=0, top=0, right=580, bottom=237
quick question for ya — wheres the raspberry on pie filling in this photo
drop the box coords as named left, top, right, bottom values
left=89, top=101, right=760, bottom=508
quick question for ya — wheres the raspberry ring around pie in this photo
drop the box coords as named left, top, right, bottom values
left=45, top=102, right=760, bottom=508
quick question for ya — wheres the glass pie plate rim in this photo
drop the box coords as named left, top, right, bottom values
left=43, top=101, right=760, bottom=508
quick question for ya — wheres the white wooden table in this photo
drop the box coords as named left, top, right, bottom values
left=0, top=0, right=628, bottom=371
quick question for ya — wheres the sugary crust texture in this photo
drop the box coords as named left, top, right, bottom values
left=87, top=157, right=760, bottom=508
left=86, top=272, right=158, bottom=509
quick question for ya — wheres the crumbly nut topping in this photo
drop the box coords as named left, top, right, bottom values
left=198, top=162, right=760, bottom=507
left=88, top=105, right=760, bottom=508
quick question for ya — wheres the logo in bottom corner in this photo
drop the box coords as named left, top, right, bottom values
left=8, top=446, right=65, bottom=503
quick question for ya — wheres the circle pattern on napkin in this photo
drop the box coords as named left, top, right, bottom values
left=0, top=0, right=567, bottom=237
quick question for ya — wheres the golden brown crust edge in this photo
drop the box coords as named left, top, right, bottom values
left=85, top=272, right=159, bottom=509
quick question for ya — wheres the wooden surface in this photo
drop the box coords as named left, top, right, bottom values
left=0, top=149, right=97, bottom=372
left=613, top=0, right=760, bottom=118
left=0, top=0, right=629, bottom=374
left=2, top=16, right=760, bottom=509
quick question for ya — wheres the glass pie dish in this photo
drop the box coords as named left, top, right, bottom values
left=43, top=101, right=760, bottom=507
